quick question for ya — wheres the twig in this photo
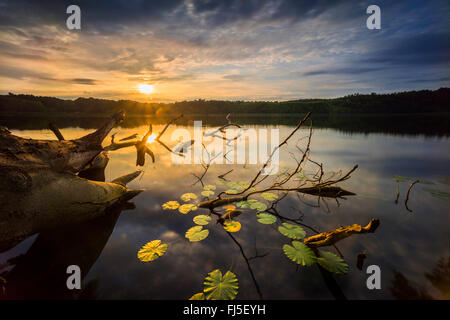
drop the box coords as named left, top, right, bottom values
left=215, top=113, right=312, bottom=200
left=404, top=180, right=420, bottom=212
left=226, top=232, right=263, bottom=300
left=218, top=169, right=233, bottom=180
left=395, top=181, right=400, bottom=204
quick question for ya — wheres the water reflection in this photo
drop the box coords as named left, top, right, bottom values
left=0, top=116, right=449, bottom=300
left=2, top=201, right=134, bottom=299
left=1, top=114, right=449, bottom=137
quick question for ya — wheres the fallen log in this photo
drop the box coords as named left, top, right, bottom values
left=0, top=111, right=146, bottom=251
left=0, top=111, right=124, bottom=173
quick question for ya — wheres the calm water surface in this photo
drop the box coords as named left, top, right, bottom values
left=1, top=114, right=449, bottom=299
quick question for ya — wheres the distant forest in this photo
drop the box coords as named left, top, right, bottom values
left=1, top=88, right=449, bottom=116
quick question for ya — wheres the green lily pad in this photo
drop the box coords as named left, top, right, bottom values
left=137, top=240, right=168, bottom=262
left=237, top=181, right=250, bottom=188
left=236, top=199, right=258, bottom=208
left=203, top=269, right=239, bottom=300
left=204, top=184, right=217, bottom=191
left=256, top=213, right=277, bottom=224
left=185, top=226, right=209, bottom=242
left=278, top=223, right=306, bottom=239
left=249, top=200, right=267, bottom=212
left=283, top=241, right=316, bottom=266
left=260, top=192, right=278, bottom=201
left=317, top=250, right=349, bottom=274
left=193, top=215, right=212, bottom=226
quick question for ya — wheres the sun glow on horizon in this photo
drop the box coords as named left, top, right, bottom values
left=138, top=84, right=154, bottom=94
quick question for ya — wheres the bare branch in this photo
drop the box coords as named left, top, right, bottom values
left=304, top=219, right=380, bottom=248
left=48, top=123, right=64, bottom=141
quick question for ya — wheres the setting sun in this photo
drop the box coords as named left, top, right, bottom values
left=138, top=84, right=154, bottom=94
left=146, top=133, right=157, bottom=143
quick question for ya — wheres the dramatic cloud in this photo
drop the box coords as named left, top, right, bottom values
left=0, top=0, right=448, bottom=101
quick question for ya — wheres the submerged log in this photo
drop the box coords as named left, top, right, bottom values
left=297, top=186, right=356, bottom=198
left=303, top=218, right=380, bottom=248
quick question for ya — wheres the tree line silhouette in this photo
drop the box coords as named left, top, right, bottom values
left=1, top=88, right=449, bottom=116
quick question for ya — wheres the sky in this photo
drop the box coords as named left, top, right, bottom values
left=0, top=0, right=448, bottom=102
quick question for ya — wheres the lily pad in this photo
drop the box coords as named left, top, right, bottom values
left=162, top=200, right=180, bottom=210
left=223, top=205, right=236, bottom=211
left=203, top=269, right=239, bottom=300
left=249, top=200, right=267, bottom=212
left=237, top=181, right=250, bottom=188
left=181, top=193, right=198, bottom=202
left=223, top=220, right=241, bottom=232
left=256, top=213, right=277, bottom=224
left=201, top=190, right=215, bottom=197
left=193, top=215, right=212, bottom=226
left=189, top=293, right=205, bottom=300
left=278, top=223, right=306, bottom=239
left=137, top=240, right=168, bottom=262
left=204, top=184, right=217, bottom=191
left=226, top=189, right=240, bottom=194
left=283, top=241, right=316, bottom=266
left=236, top=199, right=258, bottom=208
left=260, top=192, right=278, bottom=201
left=179, top=203, right=198, bottom=214
left=185, top=226, right=209, bottom=242
left=317, top=250, right=349, bottom=274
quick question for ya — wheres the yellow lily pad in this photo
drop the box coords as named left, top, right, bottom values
left=181, top=193, right=198, bottom=202
left=162, top=201, right=180, bottom=210
left=137, top=240, right=168, bottom=262
left=223, top=220, right=241, bottom=232
left=179, top=203, right=198, bottom=214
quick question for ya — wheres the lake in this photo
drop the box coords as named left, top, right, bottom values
left=0, top=113, right=449, bottom=300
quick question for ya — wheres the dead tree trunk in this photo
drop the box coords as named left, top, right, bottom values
left=0, top=111, right=144, bottom=251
